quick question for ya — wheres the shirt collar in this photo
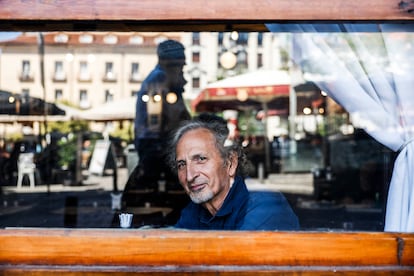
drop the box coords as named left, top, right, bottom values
left=199, top=175, right=249, bottom=222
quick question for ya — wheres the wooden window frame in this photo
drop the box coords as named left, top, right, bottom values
left=1, top=0, right=414, bottom=274
left=1, top=0, right=413, bottom=33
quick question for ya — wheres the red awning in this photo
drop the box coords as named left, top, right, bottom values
left=191, top=70, right=291, bottom=112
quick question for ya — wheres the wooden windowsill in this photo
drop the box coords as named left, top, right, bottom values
left=0, top=228, right=413, bottom=274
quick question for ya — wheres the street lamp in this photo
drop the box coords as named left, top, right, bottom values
left=219, top=31, right=242, bottom=70
left=219, top=51, right=237, bottom=69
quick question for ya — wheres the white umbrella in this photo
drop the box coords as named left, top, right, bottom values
left=75, top=97, right=136, bottom=122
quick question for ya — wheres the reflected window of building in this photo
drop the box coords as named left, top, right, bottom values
left=192, top=32, right=200, bottom=45
left=79, top=89, right=90, bottom=109
left=20, top=60, right=33, bottom=81
left=236, top=32, right=249, bottom=45
left=55, top=89, right=63, bottom=100
left=105, top=89, right=114, bottom=103
left=192, top=51, right=200, bottom=63
left=237, top=50, right=248, bottom=67
left=104, top=62, right=116, bottom=81
left=79, top=61, right=90, bottom=81
left=257, top=52, right=263, bottom=68
left=53, top=61, right=66, bottom=81
left=192, top=76, right=200, bottom=89
left=129, top=35, right=144, bottom=45
left=54, top=33, right=68, bottom=43
left=103, top=34, right=118, bottom=44
left=154, top=36, right=168, bottom=44
left=79, top=34, right=93, bottom=44
left=22, top=60, right=30, bottom=76
left=80, top=89, right=87, bottom=101
left=130, top=62, right=140, bottom=82
left=258, top=32, right=263, bottom=46
left=218, top=32, right=224, bottom=46
left=21, top=89, right=29, bottom=103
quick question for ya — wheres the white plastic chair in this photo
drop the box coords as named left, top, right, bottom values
left=17, top=153, right=36, bottom=189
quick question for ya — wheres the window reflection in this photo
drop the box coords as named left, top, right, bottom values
left=0, top=31, right=399, bottom=231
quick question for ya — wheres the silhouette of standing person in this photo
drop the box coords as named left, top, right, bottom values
left=119, top=40, right=191, bottom=226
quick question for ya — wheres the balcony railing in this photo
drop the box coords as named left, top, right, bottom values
left=19, top=73, right=34, bottom=82
left=78, top=73, right=92, bottom=82
left=102, top=72, right=117, bottom=82
left=52, top=72, right=67, bottom=82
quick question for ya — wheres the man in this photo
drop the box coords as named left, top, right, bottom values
left=167, top=114, right=299, bottom=230
left=133, top=39, right=191, bottom=187
left=117, top=39, right=191, bottom=226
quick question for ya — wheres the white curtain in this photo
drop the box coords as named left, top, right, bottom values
left=267, top=24, right=414, bottom=232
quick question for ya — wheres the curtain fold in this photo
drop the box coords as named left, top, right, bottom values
left=267, top=23, right=414, bottom=232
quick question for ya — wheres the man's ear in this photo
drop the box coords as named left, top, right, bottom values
left=227, top=152, right=238, bottom=177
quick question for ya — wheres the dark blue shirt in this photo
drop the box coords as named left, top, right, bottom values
left=175, top=176, right=299, bottom=230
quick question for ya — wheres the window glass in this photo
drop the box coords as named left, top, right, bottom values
left=105, top=89, right=114, bottom=102
left=55, top=89, right=63, bottom=100
left=79, top=89, right=90, bottom=109
left=79, top=61, right=90, bottom=81
left=22, top=60, right=30, bottom=76
left=54, top=61, right=65, bottom=81
left=0, top=30, right=401, bottom=232
left=130, top=62, right=140, bottom=81
left=105, top=62, right=113, bottom=75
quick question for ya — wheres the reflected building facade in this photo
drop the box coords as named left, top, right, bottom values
left=0, top=32, right=286, bottom=135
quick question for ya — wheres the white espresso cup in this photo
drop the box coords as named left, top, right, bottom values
left=119, top=213, right=133, bottom=228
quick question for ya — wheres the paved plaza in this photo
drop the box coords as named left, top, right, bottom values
left=0, top=167, right=384, bottom=231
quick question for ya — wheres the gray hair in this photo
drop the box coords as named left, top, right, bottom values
left=166, top=113, right=250, bottom=177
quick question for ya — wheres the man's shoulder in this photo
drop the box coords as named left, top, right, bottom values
left=248, top=191, right=287, bottom=206
left=146, top=67, right=166, bottom=82
left=242, top=191, right=299, bottom=230
left=245, top=190, right=296, bottom=218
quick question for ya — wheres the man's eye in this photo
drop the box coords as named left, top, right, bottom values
left=196, top=156, right=207, bottom=162
left=176, top=162, right=185, bottom=170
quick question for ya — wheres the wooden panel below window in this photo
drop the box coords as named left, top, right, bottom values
left=0, top=229, right=413, bottom=274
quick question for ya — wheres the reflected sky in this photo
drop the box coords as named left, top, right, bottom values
left=0, top=32, right=21, bottom=42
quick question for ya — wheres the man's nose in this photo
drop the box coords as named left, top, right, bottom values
left=180, top=75, right=187, bottom=86
left=186, top=162, right=198, bottom=182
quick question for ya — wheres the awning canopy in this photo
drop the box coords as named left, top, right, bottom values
left=0, top=114, right=69, bottom=123
left=0, top=90, right=65, bottom=116
left=0, top=90, right=68, bottom=123
left=191, top=70, right=291, bottom=112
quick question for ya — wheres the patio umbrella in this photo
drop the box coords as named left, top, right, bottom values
left=74, top=96, right=136, bottom=122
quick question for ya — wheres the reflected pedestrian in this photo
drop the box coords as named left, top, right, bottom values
left=133, top=39, right=190, bottom=188
left=119, top=39, right=191, bottom=226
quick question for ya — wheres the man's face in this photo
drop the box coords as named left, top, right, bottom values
left=165, top=61, right=186, bottom=92
left=175, top=128, right=234, bottom=206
